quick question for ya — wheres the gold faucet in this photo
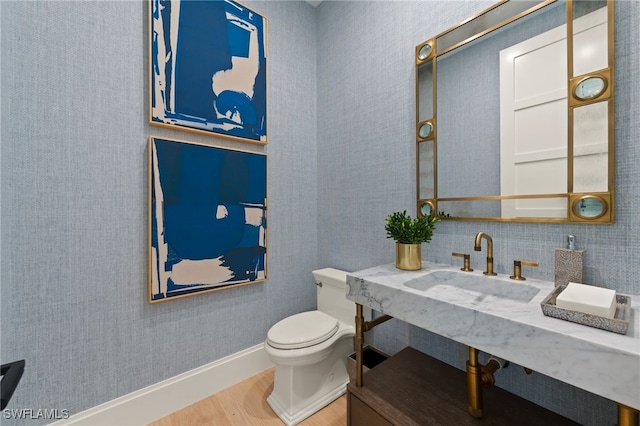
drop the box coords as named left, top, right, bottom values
left=474, top=232, right=497, bottom=276
left=510, top=260, right=539, bottom=281
left=452, top=252, right=473, bottom=272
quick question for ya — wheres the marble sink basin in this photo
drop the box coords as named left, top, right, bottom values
left=403, top=269, right=540, bottom=303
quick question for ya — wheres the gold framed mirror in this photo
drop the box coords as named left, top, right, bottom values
left=416, top=0, right=614, bottom=223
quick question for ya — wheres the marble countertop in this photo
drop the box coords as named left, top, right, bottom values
left=346, top=261, right=640, bottom=410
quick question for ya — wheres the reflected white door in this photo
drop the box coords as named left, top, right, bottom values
left=499, top=8, right=607, bottom=218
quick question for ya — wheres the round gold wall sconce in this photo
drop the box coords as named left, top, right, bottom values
left=569, top=69, right=611, bottom=107
left=416, top=40, right=434, bottom=64
left=569, top=193, right=612, bottom=222
left=417, top=119, right=435, bottom=141
left=574, top=75, right=607, bottom=101
left=418, top=200, right=436, bottom=218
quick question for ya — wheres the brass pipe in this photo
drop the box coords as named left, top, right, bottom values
left=618, top=404, right=639, bottom=426
left=481, top=358, right=501, bottom=388
left=363, top=314, right=393, bottom=331
left=466, top=346, right=483, bottom=418
left=354, top=304, right=393, bottom=387
left=355, top=304, right=365, bottom=387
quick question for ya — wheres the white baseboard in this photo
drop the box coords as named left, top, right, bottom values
left=50, top=343, right=273, bottom=426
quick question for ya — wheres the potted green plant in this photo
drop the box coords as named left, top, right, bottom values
left=385, top=210, right=439, bottom=270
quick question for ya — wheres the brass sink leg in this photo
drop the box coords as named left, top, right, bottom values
left=466, top=346, right=483, bottom=418
left=355, top=304, right=365, bottom=387
left=354, top=303, right=392, bottom=388
left=618, top=403, right=639, bottom=426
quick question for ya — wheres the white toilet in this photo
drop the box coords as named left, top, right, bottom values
left=264, top=268, right=356, bottom=426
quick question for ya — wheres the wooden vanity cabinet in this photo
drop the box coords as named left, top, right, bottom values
left=347, top=346, right=579, bottom=426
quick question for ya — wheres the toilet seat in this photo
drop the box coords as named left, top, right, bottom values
left=267, top=311, right=339, bottom=349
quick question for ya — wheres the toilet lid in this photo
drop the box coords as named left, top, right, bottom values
left=267, top=311, right=339, bottom=349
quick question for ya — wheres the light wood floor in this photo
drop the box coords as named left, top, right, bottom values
left=148, top=368, right=347, bottom=426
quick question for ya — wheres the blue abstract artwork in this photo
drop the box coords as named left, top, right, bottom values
left=149, top=137, right=267, bottom=301
left=150, top=0, right=267, bottom=144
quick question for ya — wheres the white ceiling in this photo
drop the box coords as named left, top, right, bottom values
left=305, top=0, right=323, bottom=7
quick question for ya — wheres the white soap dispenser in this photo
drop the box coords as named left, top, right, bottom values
left=554, top=235, right=584, bottom=287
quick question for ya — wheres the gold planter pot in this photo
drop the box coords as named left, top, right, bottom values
left=395, top=242, right=422, bottom=270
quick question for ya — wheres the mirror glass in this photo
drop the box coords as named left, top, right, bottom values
left=418, top=43, right=433, bottom=61
left=418, top=122, right=433, bottom=139
left=573, top=195, right=606, bottom=219
left=573, top=100, right=608, bottom=193
left=574, top=76, right=606, bottom=100
left=418, top=141, right=435, bottom=200
left=416, top=0, right=614, bottom=223
left=420, top=201, right=435, bottom=217
left=572, top=0, right=608, bottom=76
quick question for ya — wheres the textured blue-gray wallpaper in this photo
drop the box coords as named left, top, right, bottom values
left=316, top=1, right=638, bottom=425
left=1, top=1, right=638, bottom=425
left=1, top=0, right=318, bottom=423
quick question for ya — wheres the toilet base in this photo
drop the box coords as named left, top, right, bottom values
left=267, top=378, right=347, bottom=426
left=266, top=337, right=352, bottom=426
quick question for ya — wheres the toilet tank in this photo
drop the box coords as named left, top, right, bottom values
left=312, top=268, right=355, bottom=327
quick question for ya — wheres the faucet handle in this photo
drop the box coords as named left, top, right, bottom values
left=510, top=260, right=539, bottom=281
left=452, top=252, right=473, bottom=272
